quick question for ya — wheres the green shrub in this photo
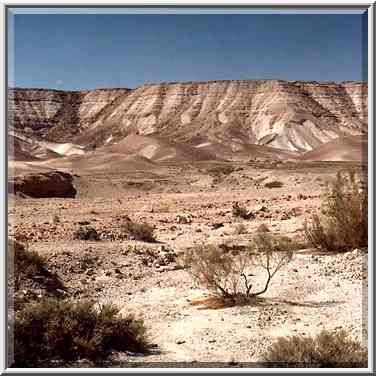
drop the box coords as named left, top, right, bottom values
left=304, top=171, right=367, bottom=252
left=13, top=298, right=149, bottom=367
left=262, top=329, right=367, bottom=368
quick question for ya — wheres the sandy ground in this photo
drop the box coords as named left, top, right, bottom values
left=9, top=160, right=368, bottom=367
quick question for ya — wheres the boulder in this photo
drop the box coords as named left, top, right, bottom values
left=9, top=171, right=76, bottom=198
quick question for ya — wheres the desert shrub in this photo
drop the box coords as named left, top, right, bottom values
left=73, top=226, right=100, bottom=241
left=183, top=244, right=251, bottom=301
left=233, top=223, right=247, bottom=235
left=10, top=238, right=64, bottom=298
left=13, top=298, right=149, bottom=367
left=120, top=220, right=155, bottom=242
left=183, top=233, right=293, bottom=303
left=264, top=180, right=284, bottom=189
left=257, top=223, right=270, bottom=233
left=78, top=254, right=97, bottom=271
left=262, top=329, right=367, bottom=368
left=304, top=170, right=367, bottom=252
left=253, top=232, right=306, bottom=251
left=11, top=239, right=45, bottom=282
left=249, top=233, right=294, bottom=295
left=232, top=202, right=254, bottom=220
left=207, top=165, right=235, bottom=177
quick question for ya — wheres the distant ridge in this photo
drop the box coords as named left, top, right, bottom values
left=9, top=79, right=367, bottom=163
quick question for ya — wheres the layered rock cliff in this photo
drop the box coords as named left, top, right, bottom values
left=9, top=80, right=367, bottom=154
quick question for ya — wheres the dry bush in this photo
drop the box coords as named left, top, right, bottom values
left=10, top=238, right=65, bottom=300
left=249, top=233, right=294, bottom=295
left=183, top=244, right=250, bottom=301
left=262, top=329, right=367, bottom=368
left=183, top=233, right=293, bottom=303
left=73, top=226, right=100, bottom=241
left=232, top=202, right=254, bottom=220
left=257, top=223, right=270, bottom=233
left=13, top=298, right=149, bottom=367
left=120, top=220, right=155, bottom=242
left=264, top=180, right=284, bottom=189
left=304, top=170, right=367, bottom=252
left=207, top=165, right=235, bottom=177
left=233, top=223, right=247, bottom=235
left=52, top=215, right=60, bottom=224
left=12, top=238, right=45, bottom=283
left=78, top=253, right=97, bottom=271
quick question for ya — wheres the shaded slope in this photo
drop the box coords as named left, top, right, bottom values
left=299, top=135, right=367, bottom=162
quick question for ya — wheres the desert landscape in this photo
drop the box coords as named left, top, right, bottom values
left=8, top=79, right=368, bottom=367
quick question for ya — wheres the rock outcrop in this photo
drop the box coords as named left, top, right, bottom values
left=9, top=80, right=367, bottom=154
left=9, top=171, right=77, bottom=198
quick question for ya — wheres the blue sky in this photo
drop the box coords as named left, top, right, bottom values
left=8, top=10, right=367, bottom=90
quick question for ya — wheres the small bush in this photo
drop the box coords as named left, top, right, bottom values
left=207, top=165, right=235, bottom=177
left=10, top=238, right=65, bottom=298
left=304, top=171, right=367, bottom=252
left=183, top=233, right=293, bottom=303
left=13, top=298, right=149, bottom=367
left=249, top=233, right=294, bottom=295
left=73, top=226, right=100, bottom=241
left=232, top=202, right=254, bottom=220
left=257, top=223, right=270, bottom=233
left=183, top=244, right=251, bottom=301
left=233, top=223, right=247, bottom=235
left=12, top=239, right=45, bottom=282
left=265, top=180, right=284, bottom=189
left=120, top=220, right=155, bottom=242
left=78, top=254, right=97, bottom=271
left=262, top=329, right=367, bottom=368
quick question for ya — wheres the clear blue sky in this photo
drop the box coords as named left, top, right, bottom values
left=8, top=10, right=367, bottom=90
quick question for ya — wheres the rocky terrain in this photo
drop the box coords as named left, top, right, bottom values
left=8, top=79, right=368, bottom=367
left=8, top=159, right=368, bottom=367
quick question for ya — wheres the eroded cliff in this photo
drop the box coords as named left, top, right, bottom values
left=9, top=80, right=367, bottom=154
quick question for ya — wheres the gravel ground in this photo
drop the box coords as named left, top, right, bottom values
left=10, top=162, right=368, bottom=367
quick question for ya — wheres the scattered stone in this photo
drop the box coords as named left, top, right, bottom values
left=176, top=215, right=192, bottom=224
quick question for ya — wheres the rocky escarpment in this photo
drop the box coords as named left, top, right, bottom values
left=9, top=80, right=367, bottom=153
left=9, top=88, right=131, bottom=141
left=9, top=171, right=77, bottom=198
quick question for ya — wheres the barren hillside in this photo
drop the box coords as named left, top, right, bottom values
left=9, top=80, right=367, bottom=164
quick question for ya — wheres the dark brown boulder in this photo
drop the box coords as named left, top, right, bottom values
left=9, top=171, right=77, bottom=198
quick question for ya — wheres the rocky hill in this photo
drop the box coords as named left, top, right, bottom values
left=9, top=80, right=367, bottom=160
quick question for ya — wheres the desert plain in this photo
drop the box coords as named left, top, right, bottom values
left=8, top=79, right=368, bottom=366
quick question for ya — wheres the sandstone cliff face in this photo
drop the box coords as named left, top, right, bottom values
left=9, top=80, right=367, bottom=153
